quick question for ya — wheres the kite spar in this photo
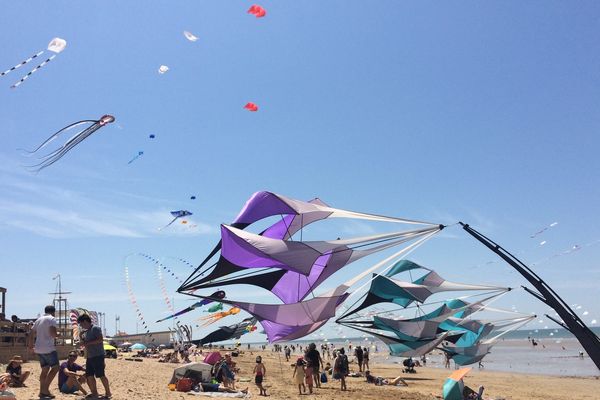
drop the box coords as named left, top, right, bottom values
left=460, top=222, right=600, bottom=370
left=178, top=191, right=444, bottom=342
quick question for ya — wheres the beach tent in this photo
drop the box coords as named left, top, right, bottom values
left=103, top=343, right=116, bottom=351
left=442, top=367, right=471, bottom=400
left=173, top=362, right=213, bottom=383
left=130, top=343, right=147, bottom=350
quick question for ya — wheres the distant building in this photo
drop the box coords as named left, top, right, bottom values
left=111, top=331, right=173, bottom=346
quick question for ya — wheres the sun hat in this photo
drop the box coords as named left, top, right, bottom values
left=9, top=355, right=23, bottom=363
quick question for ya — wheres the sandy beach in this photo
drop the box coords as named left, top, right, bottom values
left=6, top=348, right=599, bottom=400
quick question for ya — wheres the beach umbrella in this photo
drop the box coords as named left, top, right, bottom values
left=120, top=341, right=133, bottom=347
left=130, top=343, right=147, bottom=350
left=442, top=367, right=471, bottom=400
left=103, top=343, right=117, bottom=351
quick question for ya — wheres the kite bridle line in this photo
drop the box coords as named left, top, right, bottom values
left=336, top=227, right=444, bottom=321
left=337, top=288, right=509, bottom=323
left=180, top=225, right=442, bottom=298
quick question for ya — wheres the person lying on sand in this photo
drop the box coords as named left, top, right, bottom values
left=198, top=383, right=249, bottom=395
left=365, top=370, right=407, bottom=387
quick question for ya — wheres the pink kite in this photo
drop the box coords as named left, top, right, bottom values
left=248, top=4, right=266, bottom=18
left=244, top=102, right=259, bottom=112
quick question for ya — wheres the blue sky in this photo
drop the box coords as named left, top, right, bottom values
left=0, top=1, right=599, bottom=341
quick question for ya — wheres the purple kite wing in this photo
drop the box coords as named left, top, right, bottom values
left=261, top=198, right=331, bottom=240
left=260, top=320, right=329, bottom=343
left=233, top=191, right=298, bottom=225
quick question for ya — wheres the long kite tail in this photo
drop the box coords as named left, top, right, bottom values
left=1, top=51, right=44, bottom=77
left=24, top=124, right=101, bottom=172
left=11, top=54, right=57, bottom=89
left=18, top=119, right=98, bottom=154
left=158, top=217, right=178, bottom=231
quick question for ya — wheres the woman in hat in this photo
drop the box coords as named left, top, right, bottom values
left=6, top=355, right=30, bottom=387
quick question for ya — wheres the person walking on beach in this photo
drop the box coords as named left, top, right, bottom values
left=354, top=346, right=364, bottom=372
left=363, top=346, right=370, bottom=370
left=333, top=348, right=348, bottom=391
left=292, top=357, right=306, bottom=394
left=77, top=314, right=112, bottom=399
left=253, top=356, right=267, bottom=396
left=28, top=305, right=60, bottom=399
left=305, top=343, right=323, bottom=389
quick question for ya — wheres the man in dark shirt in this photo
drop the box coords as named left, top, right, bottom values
left=354, top=346, right=364, bottom=372
left=58, top=351, right=87, bottom=395
left=78, top=314, right=112, bottom=399
left=305, top=343, right=324, bottom=389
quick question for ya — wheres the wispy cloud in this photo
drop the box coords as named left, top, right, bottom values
left=0, top=162, right=216, bottom=238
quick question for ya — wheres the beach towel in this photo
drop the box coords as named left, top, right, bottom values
left=187, top=391, right=250, bottom=398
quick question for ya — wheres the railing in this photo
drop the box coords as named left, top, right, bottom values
left=0, top=321, right=30, bottom=346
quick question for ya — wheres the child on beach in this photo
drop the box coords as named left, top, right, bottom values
left=333, top=348, right=348, bottom=391
left=292, top=357, right=306, bottom=394
left=253, top=356, right=267, bottom=396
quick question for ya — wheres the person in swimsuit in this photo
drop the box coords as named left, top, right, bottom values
left=253, top=356, right=267, bottom=396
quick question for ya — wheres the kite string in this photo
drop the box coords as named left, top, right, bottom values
left=482, top=315, right=536, bottom=344
left=343, top=228, right=442, bottom=300
left=336, top=230, right=441, bottom=320
left=340, top=288, right=508, bottom=321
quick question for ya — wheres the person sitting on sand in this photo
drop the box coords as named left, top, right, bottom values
left=58, top=351, right=88, bottom=395
left=402, top=357, right=417, bottom=373
left=6, top=355, right=30, bottom=387
left=463, top=385, right=485, bottom=400
left=292, top=357, right=306, bottom=394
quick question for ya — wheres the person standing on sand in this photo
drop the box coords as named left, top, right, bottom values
left=305, top=343, right=323, bottom=389
left=253, top=356, right=267, bottom=396
left=292, top=357, right=306, bottom=394
left=28, top=305, right=60, bottom=399
left=77, top=314, right=112, bottom=399
left=363, top=346, right=370, bottom=371
left=333, top=348, right=348, bottom=391
left=354, top=346, right=364, bottom=372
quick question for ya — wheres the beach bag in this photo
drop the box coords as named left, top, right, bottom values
left=213, top=362, right=225, bottom=383
left=320, top=372, right=327, bottom=383
left=176, top=377, right=194, bottom=392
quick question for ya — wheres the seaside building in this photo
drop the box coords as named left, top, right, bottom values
left=0, top=287, right=74, bottom=363
left=112, top=331, right=173, bottom=346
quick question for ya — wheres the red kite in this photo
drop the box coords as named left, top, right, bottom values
left=244, top=102, right=259, bottom=112
left=248, top=5, right=266, bottom=18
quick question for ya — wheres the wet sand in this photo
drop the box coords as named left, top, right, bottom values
left=8, top=349, right=599, bottom=400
